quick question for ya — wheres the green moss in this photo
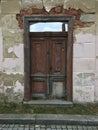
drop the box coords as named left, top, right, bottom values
left=0, top=94, right=6, bottom=103
left=0, top=102, right=98, bottom=115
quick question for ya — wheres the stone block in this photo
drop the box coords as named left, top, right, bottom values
left=73, top=43, right=95, bottom=58
left=82, top=73, right=95, bottom=86
left=21, top=0, right=43, bottom=9
left=64, top=0, right=95, bottom=13
left=73, top=43, right=83, bottom=58
left=95, top=72, right=98, bottom=101
left=96, top=26, right=98, bottom=35
left=1, top=14, right=20, bottom=29
left=43, top=0, right=64, bottom=12
left=95, top=35, right=98, bottom=56
left=75, top=32, right=95, bottom=43
left=73, top=72, right=95, bottom=86
left=73, top=85, right=94, bottom=103
left=95, top=59, right=98, bottom=72
left=1, top=58, right=24, bottom=74
left=0, top=27, right=3, bottom=62
left=80, top=14, right=95, bottom=23
left=83, top=43, right=95, bottom=58
left=3, top=29, right=23, bottom=58
left=96, top=14, right=98, bottom=23
left=73, top=58, right=95, bottom=72
left=96, top=15, right=98, bottom=34
left=0, top=14, right=4, bottom=27
left=96, top=1, right=98, bottom=14
left=0, top=3, right=1, bottom=14
left=1, top=0, right=21, bottom=14
left=73, top=72, right=83, bottom=86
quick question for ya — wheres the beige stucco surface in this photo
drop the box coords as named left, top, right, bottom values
left=0, top=0, right=97, bottom=103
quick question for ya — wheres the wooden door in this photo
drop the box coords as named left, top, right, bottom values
left=50, top=37, right=66, bottom=98
left=30, top=33, right=67, bottom=99
left=30, top=36, right=48, bottom=98
left=50, top=38, right=66, bottom=75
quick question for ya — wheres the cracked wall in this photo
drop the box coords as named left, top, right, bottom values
left=0, top=0, right=24, bottom=102
left=0, top=0, right=97, bottom=103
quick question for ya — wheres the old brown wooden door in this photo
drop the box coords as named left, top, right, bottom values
left=30, top=32, right=68, bottom=99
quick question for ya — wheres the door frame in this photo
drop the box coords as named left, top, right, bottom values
left=23, top=15, right=75, bottom=101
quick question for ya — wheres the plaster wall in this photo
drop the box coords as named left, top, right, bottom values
left=0, top=0, right=97, bottom=103
left=95, top=0, right=98, bottom=102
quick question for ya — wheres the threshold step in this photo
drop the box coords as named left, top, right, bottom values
left=23, top=100, right=73, bottom=107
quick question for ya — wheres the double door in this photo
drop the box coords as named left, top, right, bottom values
left=30, top=32, right=67, bottom=99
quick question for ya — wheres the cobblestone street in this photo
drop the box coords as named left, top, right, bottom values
left=0, top=114, right=98, bottom=130
left=0, top=124, right=98, bottom=130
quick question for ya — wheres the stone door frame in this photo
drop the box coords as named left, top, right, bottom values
left=23, top=15, right=75, bottom=101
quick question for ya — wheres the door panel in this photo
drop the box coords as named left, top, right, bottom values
left=30, top=38, right=48, bottom=98
left=32, top=81, right=46, bottom=93
left=50, top=38, right=66, bottom=98
left=50, top=38, right=66, bottom=75
left=30, top=33, right=67, bottom=99
left=52, top=81, right=64, bottom=98
left=31, top=38, right=48, bottom=75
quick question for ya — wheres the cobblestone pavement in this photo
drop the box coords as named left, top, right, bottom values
left=0, top=124, right=98, bottom=130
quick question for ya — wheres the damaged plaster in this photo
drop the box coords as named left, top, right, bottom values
left=0, top=7, right=24, bottom=102
left=64, top=0, right=95, bottom=13
left=0, top=71, right=24, bottom=86
left=0, top=58, right=24, bottom=74
left=74, top=24, right=96, bottom=35
left=21, top=0, right=44, bottom=10
left=73, top=85, right=94, bottom=103
left=21, top=0, right=95, bottom=13
left=0, top=72, right=24, bottom=102
left=0, top=14, right=23, bottom=58
left=74, top=73, right=95, bottom=86
left=8, top=44, right=24, bottom=58
left=0, top=0, right=97, bottom=103
left=80, top=14, right=95, bottom=23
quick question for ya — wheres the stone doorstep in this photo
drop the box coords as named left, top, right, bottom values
left=23, top=100, right=73, bottom=107
left=0, top=114, right=98, bottom=126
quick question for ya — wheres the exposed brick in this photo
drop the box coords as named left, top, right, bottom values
left=16, top=6, right=93, bottom=29
left=16, top=14, right=23, bottom=29
left=65, top=8, right=82, bottom=20
left=49, top=6, right=64, bottom=14
left=32, top=7, right=47, bottom=14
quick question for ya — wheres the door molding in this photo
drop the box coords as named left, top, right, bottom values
left=23, top=15, right=75, bottom=101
